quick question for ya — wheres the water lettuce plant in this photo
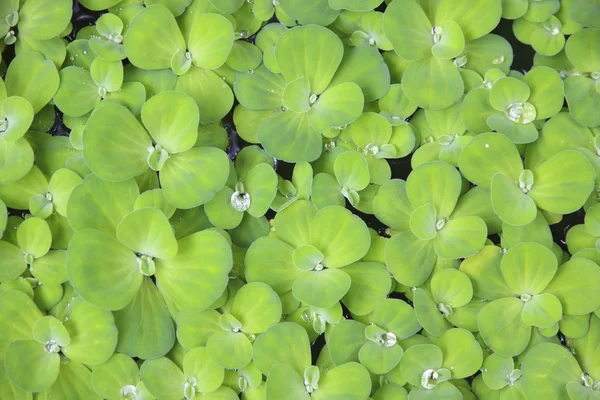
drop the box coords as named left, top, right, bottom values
left=1, top=0, right=600, bottom=399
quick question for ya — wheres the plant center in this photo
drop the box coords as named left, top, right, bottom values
left=432, top=26, right=443, bottom=44
left=231, top=191, right=251, bottom=212
left=520, top=293, right=532, bottom=302
left=184, top=376, right=197, bottom=399
left=44, top=340, right=60, bottom=353
left=437, top=302, right=454, bottom=316
left=421, top=369, right=439, bottom=389
left=120, top=385, right=137, bottom=400
left=506, top=102, right=536, bottom=124
left=508, top=369, right=522, bottom=386
left=137, top=255, right=156, bottom=276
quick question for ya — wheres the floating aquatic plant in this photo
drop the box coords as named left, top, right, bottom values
left=0, top=0, right=600, bottom=399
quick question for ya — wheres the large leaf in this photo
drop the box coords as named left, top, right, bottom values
left=62, top=301, right=118, bottom=366
left=521, top=343, right=582, bottom=400
left=385, top=231, right=437, bottom=286
left=478, top=297, right=531, bottom=357
left=292, top=268, right=352, bottom=309
left=383, top=0, right=433, bottom=61
left=253, top=322, right=311, bottom=376
left=124, top=5, right=186, bottom=70
left=4, top=340, right=59, bottom=392
left=312, top=362, right=371, bottom=400
left=114, top=277, right=176, bottom=360
left=66, top=175, right=139, bottom=236
left=141, top=91, right=199, bottom=154
left=529, top=150, right=595, bottom=215
left=83, top=103, right=151, bottom=182
left=67, top=229, right=142, bottom=310
left=5, top=51, right=59, bottom=113
left=232, top=282, right=282, bottom=333
left=310, top=206, right=371, bottom=268
left=500, top=242, right=558, bottom=295
left=116, top=207, right=178, bottom=260
left=186, top=13, right=234, bottom=70
left=275, top=25, right=343, bottom=94
left=401, top=56, right=464, bottom=110
left=156, top=230, right=232, bottom=311
left=160, top=147, right=230, bottom=209
left=257, top=110, right=322, bottom=163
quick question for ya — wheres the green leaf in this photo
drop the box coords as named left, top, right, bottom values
left=114, top=277, right=175, bottom=360
left=398, top=344, right=443, bottom=387
left=501, top=242, right=558, bottom=295
left=522, top=293, right=562, bottom=328
left=32, top=316, right=70, bottom=347
left=310, top=206, right=371, bottom=268
left=478, top=297, right=531, bottom=357
left=67, top=229, right=141, bottom=310
left=66, top=175, right=139, bottom=236
left=434, top=216, right=488, bottom=259
left=275, top=25, right=343, bottom=95
left=277, top=0, right=340, bottom=26
left=0, top=96, right=34, bottom=142
left=253, top=322, right=311, bottom=376
left=489, top=77, right=531, bottom=112
left=232, top=282, right=282, bottom=333
left=413, top=287, right=452, bottom=337
left=207, top=330, right=252, bottom=369
left=407, top=160, right=462, bottom=218
left=434, top=0, right=502, bottom=40
left=0, top=136, right=34, bottom=186
left=436, top=328, right=483, bottom=379
left=140, top=357, right=185, bottom=400
left=90, top=59, right=123, bottom=94
left=383, top=0, right=433, bottom=61
left=124, top=5, right=186, bottom=70
left=431, top=269, right=473, bottom=308
left=4, top=340, right=59, bottom=392
left=176, top=309, right=221, bottom=350
left=521, top=343, right=581, bottom=400
left=283, top=76, right=311, bottom=113
left=246, top=163, right=278, bottom=218
left=341, top=262, right=392, bottom=316
left=62, top=301, right=118, bottom=366
left=490, top=172, right=538, bottom=226
left=334, top=151, right=370, bottom=192
left=402, top=56, right=464, bottom=110
left=358, top=340, right=403, bottom=375
left=385, top=231, right=437, bottom=286
left=90, top=353, right=140, bottom=400
left=293, top=268, right=351, bottom=308
left=410, top=203, right=438, bottom=240
left=117, top=208, right=178, bottom=260
left=544, top=258, right=600, bottom=315
left=312, top=362, right=371, bottom=400
left=183, top=347, right=224, bottom=394
left=186, top=13, right=234, bottom=70
left=523, top=66, right=564, bottom=119
left=156, top=229, right=232, bottom=311
left=529, top=150, right=595, bottom=215
left=5, top=51, right=59, bottom=114
left=17, top=217, right=51, bottom=259
left=371, top=298, right=421, bottom=339
left=265, top=363, right=308, bottom=400
left=246, top=237, right=303, bottom=297
left=160, top=147, right=230, bottom=209
left=459, top=132, right=523, bottom=187
left=328, top=45, right=390, bottom=102
left=431, top=20, right=465, bottom=60
left=83, top=103, right=151, bottom=182
left=482, top=353, right=514, bottom=390
left=18, top=0, right=71, bottom=40
left=141, top=91, right=198, bottom=154
left=308, top=82, right=364, bottom=133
